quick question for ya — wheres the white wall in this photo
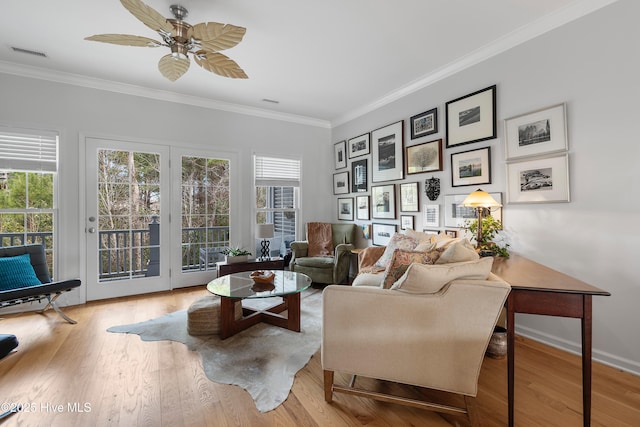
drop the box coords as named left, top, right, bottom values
left=332, top=0, right=640, bottom=374
left=0, top=73, right=333, bottom=304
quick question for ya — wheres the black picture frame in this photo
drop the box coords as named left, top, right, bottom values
left=334, top=140, right=347, bottom=169
left=450, top=146, right=492, bottom=187
left=348, top=133, right=370, bottom=158
left=333, top=171, right=349, bottom=194
left=337, top=197, right=354, bottom=221
left=351, top=158, right=368, bottom=192
left=410, top=108, right=438, bottom=139
left=371, top=120, right=404, bottom=182
left=446, top=85, right=497, bottom=148
left=372, top=223, right=397, bottom=246
left=371, top=184, right=396, bottom=219
left=399, top=182, right=419, bottom=212
left=356, top=195, right=370, bottom=220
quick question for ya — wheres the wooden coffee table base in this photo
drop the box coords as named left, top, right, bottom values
left=219, top=292, right=301, bottom=340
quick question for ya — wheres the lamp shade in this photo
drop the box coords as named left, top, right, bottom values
left=461, top=189, right=502, bottom=208
left=256, top=223, right=275, bottom=239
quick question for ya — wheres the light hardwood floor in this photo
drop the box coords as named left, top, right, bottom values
left=1, top=286, right=638, bottom=427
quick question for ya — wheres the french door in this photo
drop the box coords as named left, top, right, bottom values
left=85, top=137, right=170, bottom=300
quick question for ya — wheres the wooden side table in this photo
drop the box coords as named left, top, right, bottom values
left=217, top=258, right=285, bottom=277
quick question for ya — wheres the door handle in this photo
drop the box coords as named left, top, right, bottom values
left=88, top=227, right=96, bottom=234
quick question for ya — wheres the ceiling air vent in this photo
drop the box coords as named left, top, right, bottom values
left=11, top=47, right=47, bottom=58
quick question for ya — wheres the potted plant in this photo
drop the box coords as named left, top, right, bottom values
left=221, top=247, right=252, bottom=264
left=464, top=215, right=510, bottom=258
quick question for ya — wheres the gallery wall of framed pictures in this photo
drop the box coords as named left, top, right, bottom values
left=331, top=82, right=571, bottom=241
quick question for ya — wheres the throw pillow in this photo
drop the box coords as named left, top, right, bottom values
left=432, top=232, right=456, bottom=248
left=403, top=228, right=435, bottom=244
left=381, top=248, right=442, bottom=289
left=390, top=257, right=494, bottom=294
left=374, top=233, right=419, bottom=269
left=306, top=222, right=334, bottom=257
left=0, top=254, right=42, bottom=291
left=435, top=238, right=479, bottom=264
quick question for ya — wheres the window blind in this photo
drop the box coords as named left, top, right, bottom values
left=254, top=155, right=300, bottom=187
left=0, top=127, right=58, bottom=172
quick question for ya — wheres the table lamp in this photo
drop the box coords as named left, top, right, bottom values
left=256, top=223, right=274, bottom=260
left=461, top=189, right=502, bottom=246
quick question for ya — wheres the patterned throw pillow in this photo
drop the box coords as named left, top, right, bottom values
left=374, top=233, right=419, bottom=269
left=0, top=254, right=42, bottom=291
left=381, top=248, right=442, bottom=289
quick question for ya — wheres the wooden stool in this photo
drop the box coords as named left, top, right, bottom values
left=187, top=296, right=242, bottom=336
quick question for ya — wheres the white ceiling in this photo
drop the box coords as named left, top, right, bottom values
left=0, top=0, right=617, bottom=127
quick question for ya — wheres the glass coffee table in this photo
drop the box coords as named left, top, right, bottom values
left=207, top=270, right=312, bottom=339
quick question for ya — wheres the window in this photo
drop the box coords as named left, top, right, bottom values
left=254, top=155, right=300, bottom=257
left=0, top=127, right=57, bottom=276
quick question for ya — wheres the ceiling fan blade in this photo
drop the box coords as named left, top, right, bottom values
left=194, top=51, right=248, bottom=79
left=192, top=22, right=246, bottom=51
left=120, top=0, right=174, bottom=34
left=158, top=54, right=190, bottom=82
left=85, top=34, right=162, bottom=47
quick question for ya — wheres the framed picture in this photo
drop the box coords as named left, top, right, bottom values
left=333, top=171, right=349, bottom=194
left=401, top=215, right=414, bottom=230
left=410, top=108, right=438, bottom=139
left=337, top=197, right=354, bottom=221
left=423, top=204, right=440, bottom=227
left=356, top=195, right=370, bottom=220
left=371, top=184, right=396, bottom=219
left=372, top=223, right=397, bottom=246
left=371, top=121, right=404, bottom=182
left=444, top=193, right=502, bottom=227
left=351, top=158, right=368, bottom=192
left=406, top=139, right=443, bottom=175
left=451, top=146, right=491, bottom=187
left=348, top=133, right=370, bottom=158
left=334, top=140, right=347, bottom=169
left=399, top=182, right=419, bottom=212
left=504, top=103, right=568, bottom=160
left=446, top=85, right=497, bottom=148
left=445, top=229, right=458, bottom=238
left=506, top=154, right=570, bottom=204
left=422, top=229, right=439, bottom=236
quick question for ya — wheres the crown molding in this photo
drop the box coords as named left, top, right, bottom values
left=0, top=61, right=331, bottom=129
left=331, top=0, right=620, bottom=127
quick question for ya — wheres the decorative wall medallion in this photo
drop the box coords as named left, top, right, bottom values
left=425, top=177, right=440, bottom=201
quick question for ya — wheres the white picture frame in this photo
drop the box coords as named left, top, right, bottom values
left=504, top=103, right=568, bottom=160
left=371, top=121, right=404, bottom=182
left=506, top=154, right=570, bottom=204
left=423, top=204, right=440, bottom=227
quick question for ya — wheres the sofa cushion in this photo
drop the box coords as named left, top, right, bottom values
left=374, top=233, right=419, bottom=269
left=294, top=256, right=335, bottom=268
left=435, top=238, right=479, bottom=264
left=381, top=249, right=442, bottom=289
left=351, top=272, right=383, bottom=287
left=403, top=228, right=435, bottom=244
left=307, top=222, right=334, bottom=257
left=390, top=257, right=494, bottom=294
left=0, top=254, right=43, bottom=291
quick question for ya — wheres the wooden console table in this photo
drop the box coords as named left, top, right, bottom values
left=492, top=254, right=610, bottom=427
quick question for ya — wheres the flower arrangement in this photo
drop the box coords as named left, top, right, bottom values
left=464, top=216, right=510, bottom=258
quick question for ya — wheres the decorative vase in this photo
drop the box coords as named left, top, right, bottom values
left=225, top=255, right=249, bottom=264
left=486, top=326, right=507, bottom=359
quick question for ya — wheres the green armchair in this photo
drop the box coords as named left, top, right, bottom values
left=290, top=223, right=356, bottom=284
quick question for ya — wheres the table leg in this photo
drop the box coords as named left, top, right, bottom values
left=219, top=296, right=237, bottom=340
left=507, top=294, right=515, bottom=427
left=582, top=295, right=593, bottom=427
left=286, top=292, right=301, bottom=332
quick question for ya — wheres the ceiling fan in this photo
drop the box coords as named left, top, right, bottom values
left=85, top=0, right=248, bottom=82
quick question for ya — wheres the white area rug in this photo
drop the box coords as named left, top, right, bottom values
left=107, top=290, right=322, bottom=412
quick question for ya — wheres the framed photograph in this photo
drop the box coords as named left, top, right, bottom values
left=406, top=139, right=443, bottom=175
left=506, top=154, right=570, bottom=204
left=371, top=121, right=404, bottom=182
left=444, top=193, right=502, bottom=227
left=334, top=140, right=347, bottom=169
left=351, top=158, right=368, bottom=192
left=337, top=197, right=354, bottom=221
left=399, top=182, right=419, bottom=212
left=401, top=215, right=414, bottom=230
left=445, top=229, right=458, bottom=238
left=371, top=184, right=396, bottom=219
left=505, top=103, right=568, bottom=160
left=446, top=85, right=497, bottom=148
left=356, top=195, right=370, bottom=220
left=348, top=133, right=370, bottom=158
left=423, top=204, right=440, bottom=227
left=333, top=171, right=349, bottom=194
left=410, top=108, right=438, bottom=139
left=372, top=223, right=397, bottom=246
left=451, top=146, right=491, bottom=187
left=422, top=229, right=439, bottom=236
